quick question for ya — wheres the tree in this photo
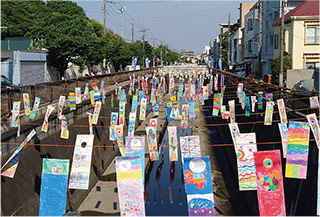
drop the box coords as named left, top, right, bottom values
left=220, top=32, right=229, bottom=69
left=271, top=55, right=292, bottom=85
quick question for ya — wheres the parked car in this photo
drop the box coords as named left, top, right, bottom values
left=1, top=75, right=16, bottom=89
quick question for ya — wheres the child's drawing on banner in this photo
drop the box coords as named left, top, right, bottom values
left=180, top=135, right=201, bottom=160
left=228, top=100, right=236, bottom=123
left=128, top=112, right=136, bottom=137
left=109, top=112, right=118, bottom=141
left=264, top=101, right=274, bottom=125
left=245, top=97, right=251, bottom=117
left=181, top=104, right=189, bottom=129
left=152, top=103, right=159, bottom=116
left=228, top=123, right=240, bottom=153
left=41, top=105, right=55, bottom=132
left=212, top=93, right=223, bottom=116
left=90, top=90, right=95, bottom=107
left=115, top=125, right=125, bottom=156
left=310, top=96, right=319, bottom=108
left=87, top=112, right=93, bottom=135
left=23, top=93, right=31, bottom=115
left=251, top=96, right=257, bottom=112
left=75, top=87, right=82, bottom=104
left=69, top=92, right=76, bottom=110
left=146, top=127, right=159, bottom=161
left=278, top=123, right=289, bottom=158
left=139, top=98, right=147, bottom=121
left=69, top=134, right=94, bottom=190
left=57, top=96, right=65, bottom=120
left=30, top=97, right=41, bottom=120
left=84, top=83, right=89, bottom=99
left=277, top=98, right=287, bottom=124
left=60, top=115, right=69, bottom=139
left=119, top=102, right=126, bottom=125
left=306, top=113, right=320, bottom=148
left=11, top=102, right=20, bottom=127
left=168, top=126, right=178, bottom=161
left=258, top=91, right=263, bottom=110
left=150, top=118, right=157, bottom=127
left=92, top=101, right=101, bottom=125
left=115, top=156, right=146, bottom=216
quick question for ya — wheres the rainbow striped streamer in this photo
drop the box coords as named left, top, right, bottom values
left=57, top=96, right=65, bottom=120
left=146, top=127, right=159, bottom=161
left=39, top=158, right=69, bottom=216
left=60, top=115, right=69, bottom=139
left=1, top=129, right=36, bottom=178
left=89, top=90, right=95, bottom=107
left=119, top=101, right=126, bottom=125
left=277, top=98, right=287, bottom=124
left=285, top=121, right=310, bottom=179
left=69, top=92, right=76, bottom=110
left=264, top=101, right=274, bottom=125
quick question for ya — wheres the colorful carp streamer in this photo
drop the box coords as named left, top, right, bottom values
left=285, top=121, right=310, bottom=179
left=115, top=156, right=146, bottom=216
left=212, top=93, right=223, bottom=116
left=23, top=93, right=31, bottom=115
left=115, top=125, right=125, bottom=156
left=87, top=112, right=93, bottom=135
left=306, top=113, right=319, bottom=148
left=278, top=123, right=289, bottom=158
left=309, top=96, right=319, bottom=108
left=140, top=98, right=147, bottom=121
left=60, top=115, right=69, bottom=139
left=245, top=97, right=251, bottom=117
left=264, top=101, right=274, bottom=126
left=228, top=100, right=236, bottom=123
left=11, top=101, right=20, bottom=127
left=38, top=158, right=69, bottom=216
left=228, top=123, right=240, bottom=153
left=84, top=83, right=89, bottom=99
left=146, top=127, right=159, bottom=161
left=277, top=99, right=287, bottom=124
left=92, top=101, right=102, bottom=125
left=254, top=150, right=286, bottom=216
left=258, top=92, right=263, bottom=111
left=119, top=102, right=126, bottom=126
left=235, top=133, right=257, bottom=191
left=41, top=105, right=54, bottom=132
left=75, top=87, right=82, bottom=104
left=57, top=96, right=65, bottom=120
left=69, top=135, right=94, bottom=190
left=1, top=129, right=36, bottom=178
left=183, top=156, right=215, bottom=216
left=128, top=112, right=136, bottom=137
left=30, top=97, right=41, bottom=120
left=168, top=126, right=178, bottom=161
left=251, top=96, right=257, bottom=112
left=181, top=104, right=189, bottom=129
left=109, top=112, right=118, bottom=141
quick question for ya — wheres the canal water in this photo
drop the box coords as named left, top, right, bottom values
left=145, top=124, right=192, bottom=216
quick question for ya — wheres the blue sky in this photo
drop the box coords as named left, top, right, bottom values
left=75, top=0, right=242, bottom=54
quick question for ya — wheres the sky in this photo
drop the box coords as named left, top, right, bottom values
left=75, top=0, right=244, bottom=54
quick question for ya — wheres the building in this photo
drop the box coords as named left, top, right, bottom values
left=261, top=0, right=305, bottom=77
left=243, top=3, right=259, bottom=76
left=273, top=0, right=319, bottom=70
left=180, top=49, right=194, bottom=59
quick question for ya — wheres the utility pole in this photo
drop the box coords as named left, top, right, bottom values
left=227, top=13, right=231, bottom=71
left=131, top=20, right=134, bottom=43
left=103, top=0, right=107, bottom=36
left=279, top=0, right=285, bottom=87
left=140, top=27, right=147, bottom=67
left=258, top=0, right=263, bottom=79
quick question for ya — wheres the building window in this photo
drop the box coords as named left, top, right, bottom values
left=306, top=27, right=320, bottom=44
left=274, top=34, right=279, bottom=49
left=248, top=40, right=252, bottom=52
left=306, top=62, right=320, bottom=69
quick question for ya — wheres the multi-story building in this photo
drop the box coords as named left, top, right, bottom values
left=180, top=49, right=194, bottom=61
left=261, top=0, right=305, bottom=77
left=243, top=3, right=259, bottom=76
left=273, top=0, right=319, bottom=70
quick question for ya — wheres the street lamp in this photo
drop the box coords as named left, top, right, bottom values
left=118, top=6, right=126, bottom=38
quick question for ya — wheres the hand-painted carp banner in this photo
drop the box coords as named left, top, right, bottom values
left=69, top=134, right=94, bottom=190
left=57, top=96, right=65, bottom=120
left=60, top=115, right=69, bottom=139
left=251, top=96, right=257, bottom=112
left=180, top=135, right=201, bottom=160
left=149, top=118, right=157, bottom=128
left=87, top=112, right=93, bottom=135
left=235, top=133, right=257, bottom=191
left=84, top=83, right=89, bottom=99
left=212, top=93, right=223, bottom=116
left=228, top=100, right=236, bottom=123
left=1, top=129, right=36, bottom=178
left=278, top=123, right=289, bottom=158
left=254, top=150, right=286, bottom=216
left=168, top=126, right=178, bottom=161
left=41, top=105, right=55, bottom=132
left=119, top=102, right=126, bottom=126
left=11, top=101, right=20, bottom=127
left=245, top=97, right=251, bottom=117
left=203, top=86, right=208, bottom=100
left=152, top=103, right=159, bottom=116
left=181, top=104, right=189, bottom=129
left=92, top=101, right=101, bottom=125
left=277, top=99, right=287, bottom=124
left=75, top=87, right=82, bottom=104
left=128, top=112, right=136, bottom=137
left=188, top=101, right=196, bottom=120
left=109, top=112, right=118, bottom=140
left=125, top=137, right=145, bottom=185
left=115, top=125, right=125, bottom=156
left=264, top=101, right=274, bottom=125
left=23, top=93, right=31, bottom=116
left=38, top=158, right=69, bottom=216
left=90, top=90, right=95, bottom=107
left=183, top=156, right=215, bottom=216
left=30, top=97, right=41, bottom=120
left=116, top=156, right=146, bottom=216
left=146, top=127, right=159, bottom=161
left=309, top=96, right=319, bottom=108
left=285, top=121, right=310, bottom=179
left=228, top=123, right=240, bottom=153
left=131, top=95, right=138, bottom=113
left=69, top=92, right=76, bottom=110
left=258, top=92, right=263, bottom=110
left=140, top=98, right=147, bottom=121
left=306, top=113, right=320, bottom=148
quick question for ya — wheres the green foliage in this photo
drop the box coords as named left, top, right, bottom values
left=220, top=32, right=229, bottom=69
left=271, top=56, right=292, bottom=84
left=1, top=0, right=180, bottom=74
